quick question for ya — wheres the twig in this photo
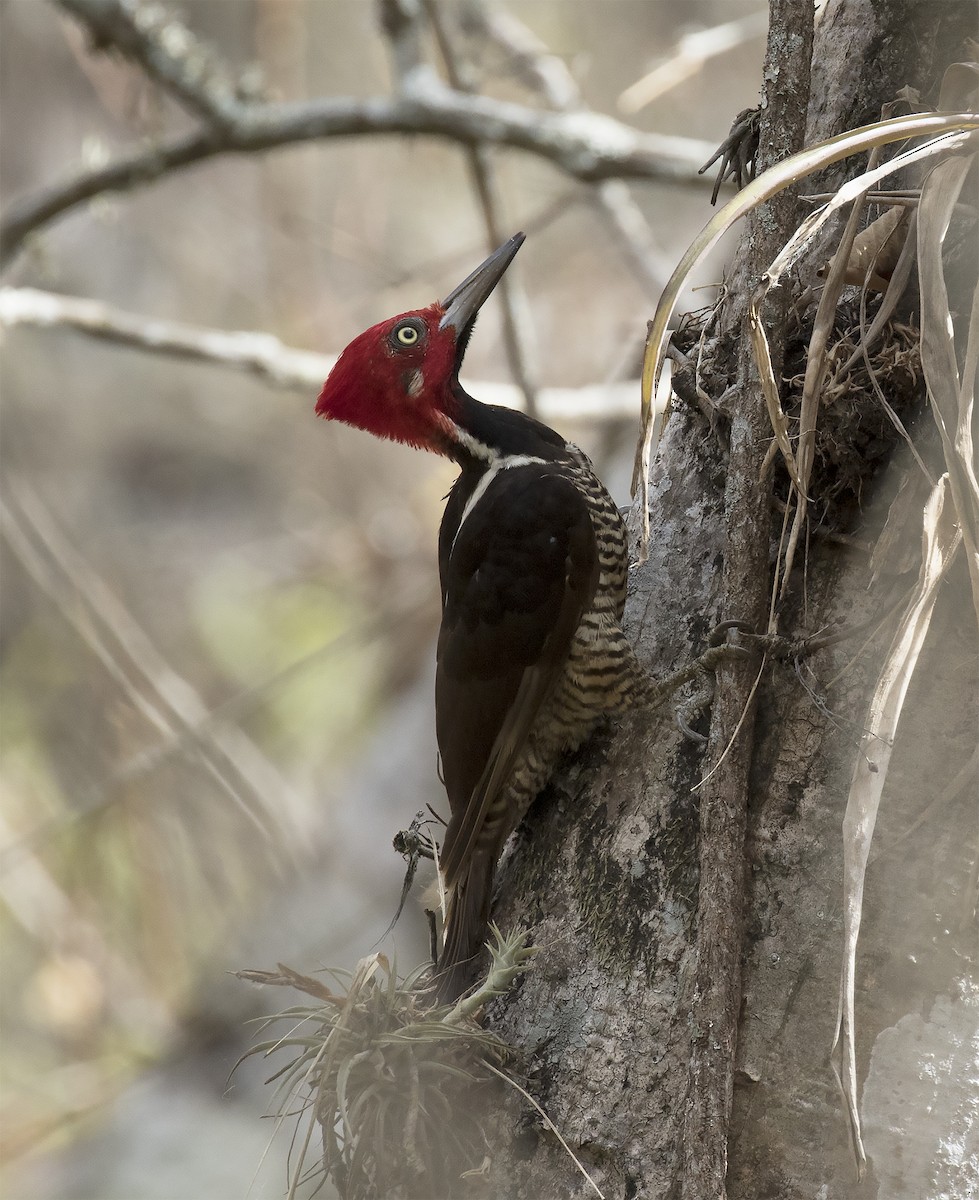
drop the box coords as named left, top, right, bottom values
left=2, top=125, right=212, bottom=268
left=803, top=190, right=920, bottom=206
left=0, top=285, right=332, bottom=385
left=777, top=128, right=892, bottom=607
left=771, top=497, right=873, bottom=553
left=618, top=10, right=769, bottom=114
left=56, top=0, right=249, bottom=126
left=484, top=1062, right=605, bottom=1200
left=468, top=0, right=672, bottom=298
left=378, top=0, right=431, bottom=90
left=690, top=657, right=766, bottom=793
left=420, top=0, right=540, bottom=416
left=853, top=222, right=935, bottom=484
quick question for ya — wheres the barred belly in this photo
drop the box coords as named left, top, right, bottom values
left=474, top=455, right=645, bottom=855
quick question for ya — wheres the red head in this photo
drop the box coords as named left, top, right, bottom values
left=315, top=234, right=525, bottom=455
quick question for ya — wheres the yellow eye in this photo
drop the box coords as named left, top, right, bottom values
left=395, top=324, right=420, bottom=346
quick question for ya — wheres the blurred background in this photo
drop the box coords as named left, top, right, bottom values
left=0, top=2, right=766, bottom=1196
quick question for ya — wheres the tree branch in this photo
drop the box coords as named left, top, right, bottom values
left=2, top=61, right=713, bottom=269
left=618, top=10, right=769, bottom=115
left=56, top=0, right=249, bottom=125
left=0, top=285, right=644, bottom=422
left=421, top=0, right=540, bottom=416
left=0, top=285, right=332, bottom=387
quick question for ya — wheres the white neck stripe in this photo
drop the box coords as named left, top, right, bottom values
left=451, top=454, right=548, bottom=553
left=439, top=417, right=498, bottom=465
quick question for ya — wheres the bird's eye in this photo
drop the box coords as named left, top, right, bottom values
left=391, top=319, right=425, bottom=349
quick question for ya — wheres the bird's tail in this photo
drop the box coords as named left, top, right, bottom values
left=433, top=855, right=495, bottom=1004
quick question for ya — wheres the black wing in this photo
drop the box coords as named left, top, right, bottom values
left=435, top=466, right=599, bottom=889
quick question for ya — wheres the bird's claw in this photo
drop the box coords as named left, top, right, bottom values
left=672, top=623, right=766, bottom=741
left=675, top=665, right=714, bottom=744
left=676, top=709, right=708, bottom=745
left=708, top=618, right=756, bottom=647
left=707, top=619, right=767, bottom=661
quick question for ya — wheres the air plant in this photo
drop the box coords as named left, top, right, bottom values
left=236, top=927, right=536, bottom=1200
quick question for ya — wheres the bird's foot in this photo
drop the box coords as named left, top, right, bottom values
left=675, top=672, right=713, bottom=745
left=708, top=619, right=810, bottom=661
left=642, top=622, right=764, bottom=743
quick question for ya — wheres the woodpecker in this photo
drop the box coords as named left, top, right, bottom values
left=317, top=234, right=660, bottom=1001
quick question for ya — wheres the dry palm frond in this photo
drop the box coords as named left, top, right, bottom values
left=831, top=475, right=962, bottom=1174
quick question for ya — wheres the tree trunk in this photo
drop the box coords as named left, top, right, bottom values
left=485, top=3, right=978, bottom=1197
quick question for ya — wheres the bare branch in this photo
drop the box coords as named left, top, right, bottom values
left=468, top=0, right=672, bottom=297
left=0, top=285, right=643, bottom=422
left=0, top=285, right=332, bottom=387
left=378, top=0, right=434, bottom=90
left=422, top=0, right=539, bottom=415
left=459, top=0, right=578, bottom=109
left=56, top=0, right=249, bottom=125
left=1, top=79, right=714, bottom=270
left=1, top=126, right=214, bottom=269
left=618, top=10, right=769, bottom=114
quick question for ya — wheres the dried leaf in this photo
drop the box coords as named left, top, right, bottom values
left=757, top=133, right=968, bottom=602
left=820, top=204, right=908, bottom=291
left=837, top=207, right=919, bottom=376
left=917, top=148, right=979, bottom=634
left=236, top=964, right=342, bottom=1004
left=747, top=286, right=806, bottom=495
left=868, top=471, right=928, bottom=586
left=831, top=475, right=962, bottom=1173
left=939, top=61, right=979, bottom=111
left=894, top=85, right=922, bottom=110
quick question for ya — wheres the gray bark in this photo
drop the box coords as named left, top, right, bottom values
left=483, top=2, right=979, bottom=1198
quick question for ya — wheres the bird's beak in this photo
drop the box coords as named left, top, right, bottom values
left=438, top=232, right=526, bottom=334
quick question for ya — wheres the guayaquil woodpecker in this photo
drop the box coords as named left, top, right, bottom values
left=316, top=233, right=737, bottom=1001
